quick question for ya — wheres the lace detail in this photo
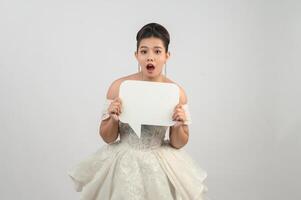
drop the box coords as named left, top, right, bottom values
left=115, top=146, right=176, bottom=200
left=119, top=122, right=168, bottom=150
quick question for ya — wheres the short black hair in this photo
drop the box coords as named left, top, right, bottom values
left=136, top=22, right=170, bottom=53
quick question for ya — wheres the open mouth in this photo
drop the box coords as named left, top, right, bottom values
left=146, top=64, right=155, bottom=71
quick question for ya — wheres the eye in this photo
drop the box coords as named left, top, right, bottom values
left=140, top=50, right=147, bottom=54
left=155, top=50, right=161, bottom=54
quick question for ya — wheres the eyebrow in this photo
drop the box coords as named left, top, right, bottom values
left=139, top=46, right=163, bottom=49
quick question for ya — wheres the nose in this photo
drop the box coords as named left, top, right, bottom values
left=147, top=52, right=154, bottom=61
left=147, top=57, right=153, bottom=62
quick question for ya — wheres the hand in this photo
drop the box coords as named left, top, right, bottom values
left=172, top=103, right=187, bottom=127
left=108, top=97, right=122, bottom=121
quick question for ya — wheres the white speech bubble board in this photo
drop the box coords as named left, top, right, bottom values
left=119, top=80, right=179, bottom=138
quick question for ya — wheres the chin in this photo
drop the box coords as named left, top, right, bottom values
left=142, top=70, right=161, bottom=78
left=147, top=73, right=160, bottom=78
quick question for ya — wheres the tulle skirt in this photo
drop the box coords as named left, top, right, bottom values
left=67, top=140, right=208, bottom=200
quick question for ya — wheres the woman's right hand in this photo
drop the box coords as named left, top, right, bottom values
left=108, top=97, right=122, bottom=121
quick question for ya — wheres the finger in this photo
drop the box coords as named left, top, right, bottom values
left=174, top=104, right=183, bottom=112
left=178, top=110, right=185, bottom=117
left=109, top=110, right=115, bottom=115
left=172, top=112, right=177, bottom=120
left=177, top=104, right=183, bottom=108
left=115, top=97, right=122, bottom=104
left=110, top=108, right=117, bottom=115
left=176, top=114, right=186, bottom=122
left=110, top=106, right=119, bottom=115
left=176, top=108, right=183, bottom=112
left=112, top=99, right=119, bottom=105
left=116, top=106, right=121, bottom=114
left=173, top=113, right=180, bottom=121
left=114, top=101, right=122, bottom=108
left=117, top=102, right=123, bottom=113
left=118, top=97, right=122, bottom=104
left=112, top=114, right=119, bottom=121
left=112, top=102, right=121, bottom=107
left=109, top=104, right=119, bottom=113
left=114, top=107, right=119, bottom=115
left=111, top=104, right=120, bottom=111
left=173, top=110, right=184, bottom=120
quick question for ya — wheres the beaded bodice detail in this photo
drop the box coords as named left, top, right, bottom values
left=118, top=121, right=168, bottom=150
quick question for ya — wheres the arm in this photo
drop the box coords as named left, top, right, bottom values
left=100, top=115, right=119, bottom=144
left=169, top=124, right=189, bottom=149
left=169, top=86, right=190, bottom=149
left=99, top=79, right=122, bottom=144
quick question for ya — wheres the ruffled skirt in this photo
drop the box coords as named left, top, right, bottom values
left=67, top=140, right=208, bottom=200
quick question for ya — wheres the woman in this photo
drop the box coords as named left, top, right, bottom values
left=67, top=22, right=208, bottom=200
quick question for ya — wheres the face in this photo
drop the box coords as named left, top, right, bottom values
left=135, top=37, right=170, bottom=80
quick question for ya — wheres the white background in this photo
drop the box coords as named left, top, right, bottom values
left=0, top=0, right=300, bottom=199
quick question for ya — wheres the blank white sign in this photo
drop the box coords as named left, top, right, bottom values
left=119, top=80, right=180, bottom=138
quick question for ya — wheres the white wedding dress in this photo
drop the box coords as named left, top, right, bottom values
left=67, top=99, right=208, bottom=200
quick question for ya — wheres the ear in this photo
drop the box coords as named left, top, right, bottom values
left=134, top=51, right=138, bottom=60
left=165, top=51, right=171, bottom=61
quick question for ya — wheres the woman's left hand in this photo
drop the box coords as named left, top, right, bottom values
left=172, top=103, right=187, bottom=127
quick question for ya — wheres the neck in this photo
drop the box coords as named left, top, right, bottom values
left=140, top=72, right=165, bottom=82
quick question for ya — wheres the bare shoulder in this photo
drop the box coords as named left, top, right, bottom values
left=106, top=73, right=139, bottom=100
left=165, top=77, right=188, bottom=105
left=106, top=74, right=188, bottom=104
